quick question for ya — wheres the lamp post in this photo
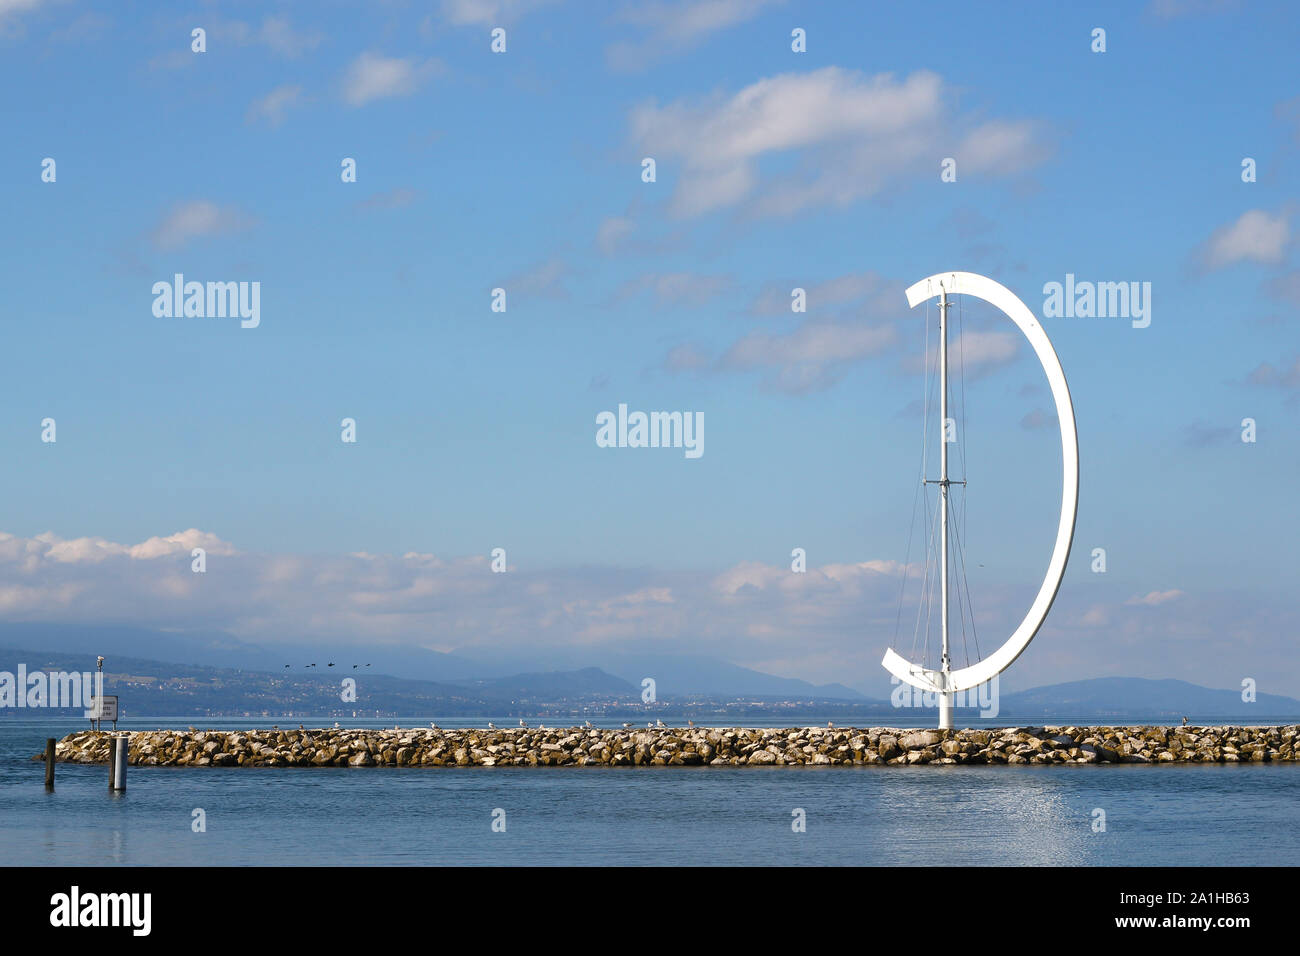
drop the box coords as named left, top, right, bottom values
left=94, top=657, right=104, bottom=731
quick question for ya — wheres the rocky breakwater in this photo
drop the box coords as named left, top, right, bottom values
left=40, top=724, right=1300, bottom=768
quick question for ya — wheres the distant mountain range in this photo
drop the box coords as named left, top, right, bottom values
left=2, top=632, right=1298, bottom=721
left=997, top=677, right=1299, bottom=719
left=0, top=623, right=865, bottom=700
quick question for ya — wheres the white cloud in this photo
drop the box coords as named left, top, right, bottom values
left=149, top=200, right=255, bottom=251
left=617, top=271, right=731, bottom=306
left=246, top=84, right=303, bottom=127
left=502, top=258, right=569, bottom=299
left=0, top=0, right=44, bottom=27
left=1126, top=589, right=1185, bottom=606
left=1199, top=209, right=1289, bottom=268
left=720, top=320, right=898, bottom=393
left=0, top=529, right=1293, bottom=691
left=906, top=330, right=1020, bottom=379
left=606, top=0, right=783, bottom=72
left=355, top=187, right=421, bottom=211
left=440, top=0, right=555, bottom=26
left=749, top=271, right=900, bottom=316
left=342, top=52, right=437, bottom=107
left=213, top=16, right=323, bottom=57
left=596, top=216, right=635, bottom=254
left=630, top=67, right=1048, bottom=217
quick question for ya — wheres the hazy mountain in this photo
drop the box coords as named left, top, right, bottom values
left=998, top=677, right=1300, bottom=719
left=449, top=648, right=867, bottom=700
left=0, top=624, right=866, bottom=700
left=0, top=623, right=488, bottom=682
left=451, top=667, right=636, bottom=699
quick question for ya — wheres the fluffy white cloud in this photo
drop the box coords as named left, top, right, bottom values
left=342, top=52, right=437, bottom=107
left=246, top=84, right=303, bottom=126
left=720, top=320, right=898, bottom=393
left=1126, top=589, right=1185, bottom=606
left=1199, top=209, right=1289, bottom=268
left=0, top=529, right=1291, bottom=691
left=606, top=0, right=784, bottom=72
left=440, top=0, right=555, bottom=26
left=630, top=67, right=1048, bottom=217
left=617, top=271, right=731, bottom=306
left=149, top=200, right=255, bottom=250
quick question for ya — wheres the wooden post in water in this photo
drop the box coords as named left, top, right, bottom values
left=45, top=739, right=55, bottom=790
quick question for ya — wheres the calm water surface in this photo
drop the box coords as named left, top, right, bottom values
left=3, top=717, right=1297, bottom=866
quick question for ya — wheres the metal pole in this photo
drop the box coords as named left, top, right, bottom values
left=108, top=736, right=117, bottom=790
left=938, top=289, right=954, bottom=731
left=111, top=735, right=128, bottom=792
left=45, top=739, right=55, bottom=790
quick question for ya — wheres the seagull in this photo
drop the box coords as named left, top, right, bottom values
left=655, top=719, right=666, bottom=728
left=333, top=722, right=340, bottom=729
left=646, top=722, right=652, bottom=729
left=622, top=722, right=631, bottom=729
left=584, top=720, right=592, bottom=728
left=519, top=719, right=527, bottom=728
left=298, top=724, right=304, bottom=730
left=687, top=720, right=694, bottom=728
left=430, top=722, right=439, bottom=730
left=538, top=723, right=547, bottom=731
left=1182, top=716, right=1189, bottom=726
left=827, top=721, right=834, bottom=728
left=488, top=722, right=496, bottom=729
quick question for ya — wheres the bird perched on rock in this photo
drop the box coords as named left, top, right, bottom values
left=827, top=721, right=834, bottom=728
left=687, top=720, right=694, bottom=728
left=488, top=722, right=496, bottom=729
left=655, top=719, right=666, bottom=728
left=1182, top=716, right=1189, bottom=726
left=333, top=722, right=340, bottom=729
left=622, top=722, right=631, bottom=729
left=519, top=719, right=527, bottom=728
left=298, top=724, right=304, bottom=730
left=430, top=722, right=439, bottom=730
left=584, top=720, right=592, bottom=728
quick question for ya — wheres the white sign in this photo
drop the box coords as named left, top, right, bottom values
left=86, top=695, right=118, bottom=721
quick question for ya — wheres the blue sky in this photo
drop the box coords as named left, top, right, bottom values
left=1, top=0, right=1297, bottom=694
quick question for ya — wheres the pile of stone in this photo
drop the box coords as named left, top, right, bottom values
left=41, top=724, right=1298, bottom=768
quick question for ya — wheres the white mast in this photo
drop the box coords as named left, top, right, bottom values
left=937, top=289, right=954, bottom=730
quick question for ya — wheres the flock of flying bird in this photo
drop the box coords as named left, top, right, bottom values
left=287, top=663, right=371, bottom=669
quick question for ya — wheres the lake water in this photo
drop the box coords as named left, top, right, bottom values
left=4, top=716, right=1298, bottom=866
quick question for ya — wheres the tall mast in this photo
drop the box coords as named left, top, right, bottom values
left=938, top=288, right=953, bottom=730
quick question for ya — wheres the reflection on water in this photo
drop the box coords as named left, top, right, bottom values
left=3, top=718, right=1297, bottom=866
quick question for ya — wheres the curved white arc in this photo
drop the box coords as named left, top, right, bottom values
left=882, top=271, right=1079, bottom=693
